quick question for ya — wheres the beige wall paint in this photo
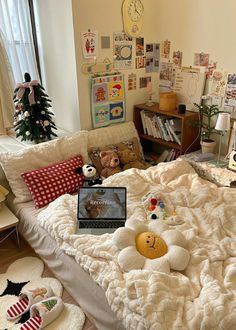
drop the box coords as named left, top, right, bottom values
left=37, top=0, right=236, bottom=152
left=35, top=0, right=80, bottom=132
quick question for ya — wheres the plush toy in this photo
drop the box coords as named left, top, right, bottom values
left=113, top=219, right=190, bottom=273
left=75, top=164, right=102, bottom=187
left=118, top=148, right=147, bottom=171
left=99, top=150, right=122, bottom=178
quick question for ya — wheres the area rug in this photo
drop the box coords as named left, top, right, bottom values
left=0, top=257, right=85, bottom=330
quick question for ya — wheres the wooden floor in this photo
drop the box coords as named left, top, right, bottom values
left=0, top=233, right=97, bottom=330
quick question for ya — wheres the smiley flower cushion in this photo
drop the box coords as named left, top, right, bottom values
left=113, top=220, right=190, bottom=273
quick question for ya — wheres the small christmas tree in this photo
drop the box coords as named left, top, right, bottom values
left=13, top=72, right=57, bottom=143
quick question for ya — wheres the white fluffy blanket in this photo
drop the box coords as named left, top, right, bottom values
left=38, top=159, right=236, bottom=330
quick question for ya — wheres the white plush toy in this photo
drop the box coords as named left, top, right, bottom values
left=113, top=219, right=190, bottom=273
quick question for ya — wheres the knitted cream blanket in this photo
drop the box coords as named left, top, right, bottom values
left=38, top=159, right=236, bottom=330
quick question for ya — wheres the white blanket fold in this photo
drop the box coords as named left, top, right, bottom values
left=38, top=159, right=236, bottom=330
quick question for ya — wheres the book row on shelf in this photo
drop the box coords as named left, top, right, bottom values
left=144, top=148, right=181, bottom=165
left=140, top=110, right=182, bottom=145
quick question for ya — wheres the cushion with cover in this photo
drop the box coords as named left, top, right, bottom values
left=21, top=155, right=83, bottom=208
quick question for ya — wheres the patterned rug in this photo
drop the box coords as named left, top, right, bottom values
left=0, top=257, right=85, bottom=330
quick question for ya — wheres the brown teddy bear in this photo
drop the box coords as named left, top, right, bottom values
left=100, top=150, right=122, bottom=178
left=118, top=148, right=147, bottom=171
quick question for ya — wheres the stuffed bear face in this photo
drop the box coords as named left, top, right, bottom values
left=118, top=149, right=137, bottom=164
left=100, top=150, right=120, bottom=168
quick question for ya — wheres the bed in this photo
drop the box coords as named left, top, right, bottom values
left=1, top=123, right=236, bottom=330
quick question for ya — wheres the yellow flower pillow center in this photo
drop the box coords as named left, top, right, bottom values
left=135, top=231, right=168, bottom=259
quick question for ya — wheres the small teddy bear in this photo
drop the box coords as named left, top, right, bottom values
left=118, top=148, right=147, bottom=171
left=100, top=150, right=122, bottom=178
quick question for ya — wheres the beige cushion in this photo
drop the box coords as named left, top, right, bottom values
left=0, top=131, right=89, bottom=203
left=87, top=121, right=140, bottom=149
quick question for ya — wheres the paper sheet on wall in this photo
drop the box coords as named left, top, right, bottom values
left=173, top=70, right=206, bottom=111
left=81, top=30, right=98, bottom=58
left=113, top=32, right=133, bottom=70
left=224, top=73, right=236, bottom=114
left=90, top=73, right=126, bottom=128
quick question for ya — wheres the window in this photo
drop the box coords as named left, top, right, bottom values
left=0, top=0, right=39, bottom=84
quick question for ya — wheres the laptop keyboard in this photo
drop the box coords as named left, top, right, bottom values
left=79, top=220, right=125, bottom=228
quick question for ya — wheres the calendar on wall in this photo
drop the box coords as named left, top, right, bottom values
left=90, top=73, right=126, bottom=128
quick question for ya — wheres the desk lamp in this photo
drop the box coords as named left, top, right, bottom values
left=214, top=113, right=231, bottom=167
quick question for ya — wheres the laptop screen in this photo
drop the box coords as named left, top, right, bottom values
left=77, top=187, right=127, bottom=221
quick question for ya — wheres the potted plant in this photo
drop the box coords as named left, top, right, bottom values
left=193, top=103, right=223, bottom=153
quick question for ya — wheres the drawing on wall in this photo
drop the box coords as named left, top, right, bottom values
left=91, top=73, right=126, bottom=128
left=113, top=32, right=133, bottom=70
left=172, top=50, right=183, bottom=69
left=81, top=30, right=98, bottom=58
left=173, top=70, right=206, bottom=111
left=194, top=52, right=210, bottom=67
left=145, top=43, right=160, bottom=73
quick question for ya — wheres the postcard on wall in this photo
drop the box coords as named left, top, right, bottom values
left=224, top=73, right=236, bottom=113
left=136, top=38, right=144, bottom=56
left=172, top=50, right=183, bottom=69
left=127, top=73, right=137, bottom=91
left=145, top=43, right=160, bottom=73
left=209, top=69, right=228, bottom=97
left=91, top=73, right=126, bottom=128
left=113, top=32, right=133, bottom=70
left=173, top=71, right=206, bottom=111
left=139, top=76, right=151, bottom=89
left=194, top=52, right=210, bottom=67
left=160, top=60, right=173, bottom=88
left=160, top=40, right=171, bottom=59
left=136, top=56, right=146, bottom=69
left=205, top=61, right=217, bottom=79
left=81, top=30, right=98, bottom=58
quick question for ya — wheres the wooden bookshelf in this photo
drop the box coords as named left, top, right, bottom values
left=133, top=102, right=200, bottom=155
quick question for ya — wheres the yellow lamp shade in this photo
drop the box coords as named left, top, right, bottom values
left=135, top=231, right=168, bottom=259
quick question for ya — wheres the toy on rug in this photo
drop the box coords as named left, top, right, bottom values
left=99, top=150, right=122, bottom=178
left=113, top=219, right=190, bottom=273
left=118, top=148, right=147, bottom=170
left=75, top=164, right=102, bottom=186
left=142, top=192, right=184, bottom=225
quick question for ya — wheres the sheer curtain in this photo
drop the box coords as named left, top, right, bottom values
left=0, top=0, right=39, bottom=133
left=0, top=0, right=39, bottom=84
left=0, top=32, right=14, bottom=134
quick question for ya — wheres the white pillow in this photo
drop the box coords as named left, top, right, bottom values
left=0, top=131, right=89, bottom=203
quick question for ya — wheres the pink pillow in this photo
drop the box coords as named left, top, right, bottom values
left=21, top=155, right=83, bottom=208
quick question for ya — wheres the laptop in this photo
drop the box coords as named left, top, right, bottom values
left=76, top=186, right=127, bottom=235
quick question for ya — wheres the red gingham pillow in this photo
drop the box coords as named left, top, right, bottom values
left=21, top=155, right=83, bottom=208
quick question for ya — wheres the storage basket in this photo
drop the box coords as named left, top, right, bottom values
left=159, top=92, right=177, bottom=111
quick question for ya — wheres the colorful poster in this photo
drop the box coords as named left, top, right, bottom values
left=91, top=73, right=126, bottom=128
left=136, top=56, right=146, bottom=69
left=81, top=30, right=98, bottom=58
left=160, top=60, right=173, bottom=88
left=139, top=76, right=151, bottom=88
left=127, top=73, right=137, bottom=90
left=113, top=32, right=133, bottom=70
left=206, top=61, right=217, bottom=79
left=136, top=38, right=144, bottom=56
left=145, top=43, right=160, bottom=73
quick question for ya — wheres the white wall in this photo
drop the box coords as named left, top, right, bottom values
left=34, top=0, right=80, bottom=132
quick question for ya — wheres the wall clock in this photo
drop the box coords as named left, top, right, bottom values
left=122, top=0, right=144, bottom=38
